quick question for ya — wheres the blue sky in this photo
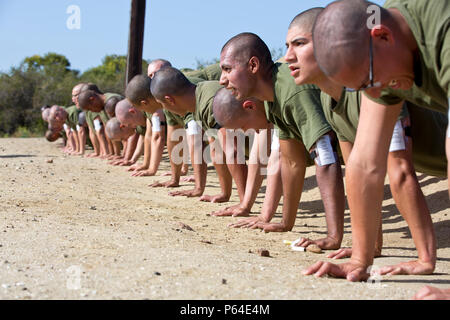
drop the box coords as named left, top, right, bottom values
left=0, top=0, right=384, bottom=73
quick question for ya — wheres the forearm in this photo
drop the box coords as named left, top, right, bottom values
left=88, top=127, right=100, bottom=155
left=72, top=130, right=80, bottom=152
left=280, top=157, right=305, bottom=231
left=211, top=141, right=233, bottom=198
left=226, top=163, right=248, bottom=202
left=259, top=150, right=282, bottom=222
left=314, top=160, right=345, bottom=244
left=96, top=129, right=109, bottom=154
left=148, top=134, right=164, bottom=174
left=79, top=128, right=86, bottom=154
left=387, top=154, right=436, bottom=265
left=239, top=163, right=264, bottom=211
left=141, top=135, right=151, bottom=167
left=131, top=135, right=144, bottom=163
left=346, top=162, right=385, bottom=267
left=124, top=133, right=139, bottom=161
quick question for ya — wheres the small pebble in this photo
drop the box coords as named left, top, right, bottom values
left=257, top=249, right=270, bottom=257
left=178, top=222, right=194, bottom=232
left=154, top=272, right=161, bottom=276
left=306, top=244, right=323, bottom=254
left=46, top=159, right=53, bottom=164
left=222, top=279, right=227, bottom=285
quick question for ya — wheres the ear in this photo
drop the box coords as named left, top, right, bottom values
left=140, top=100, right=147, bottom=106
left=242, top=100, right=256, bottom=110
left=129, top=108, right=136, bottom=114
left=248, top=56, right=260, bottom=74
left=120, top=124, right=126, bottom=129
left=370, top=25, right=394, bottom=45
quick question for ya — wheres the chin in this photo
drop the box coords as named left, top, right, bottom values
left=294, top=77, right=306, bottom=86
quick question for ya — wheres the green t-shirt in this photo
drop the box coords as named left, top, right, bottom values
left=64, top=105, right=81, bottom=130
left=85, top=111, right=101, bottom=130
left=367, top=0, right=450, bottom=113
left=321, top=90, right=447, bottom=177
left=407, top=102, right=447, bottom=177
left=193, top=81, right=224, bottom=133
left=99, top=110, right=110, bottom=126
left=104, top=92, right=124, bottom=104
left=143, top=112, right=153, bottom=120
left=321, top=90, right=408, bottom=142
left=135, top=125, right=146, bottom=136
left=185, top=63, right=222, bottom=81
left=264, top=63, right=331, bottom=151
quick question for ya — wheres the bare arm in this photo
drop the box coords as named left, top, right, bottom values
left=253, top=138, right=306, bottom=232
left=220, top=128, right=248, bottom=202
left=303, top=97, right=402, bottom=281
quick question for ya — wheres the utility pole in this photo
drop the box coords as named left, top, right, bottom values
left=126, top=0, right=146, bottom=84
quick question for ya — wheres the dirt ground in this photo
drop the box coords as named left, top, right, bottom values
left=0, top=137, right=449, bottom=300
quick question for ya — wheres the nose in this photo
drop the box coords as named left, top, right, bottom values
left=284, top=46, right=294, bottom=63
left=219, top=72, right=228, bottom=86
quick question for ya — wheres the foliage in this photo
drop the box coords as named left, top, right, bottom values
left=0, top=53, right=149, bottom=137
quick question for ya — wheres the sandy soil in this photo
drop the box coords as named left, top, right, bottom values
left=0, top=137, right=449, bottom=300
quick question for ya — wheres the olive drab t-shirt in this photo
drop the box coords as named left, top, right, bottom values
left=264, top=63, right=331, bottom=151
left=367, top=0, right=450, bottom=113
left=65, top=105, right=81, bottom=130
left=321, top=89, right=409, bottom=143
left=407, top=102, right=447, bottom=177
left=185, top=63, right=222, bottom=82
left=193, top=81, right=224, bottom=133
left=135, top=125, right=146, bottom=136
left=321, top=90, right=447, bottom=177
left=85, top=111, right=101, bottom=130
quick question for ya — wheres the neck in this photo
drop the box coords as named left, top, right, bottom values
left=254, top=71, right=275, bottom=102
left=389, top=8, right=418, bottom=52
left=315, top=76, right=343, bottom=101
left=185, top=85, right=198, bottom=113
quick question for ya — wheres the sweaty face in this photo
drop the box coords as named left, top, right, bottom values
left=285, top=26, right=322, bottom=86
left=220, top=47, right=254, bottom=100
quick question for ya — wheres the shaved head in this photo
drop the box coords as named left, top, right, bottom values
left=212, top=88, right=246, bottom=127
left=289, top=7, right=323, bottom=33
left=45, top=129, right=60, bottom=142
left=313, top=0, right=390, bottom=77
left=148, top=59, right=172, bottom=78
left=150, top=67, right=193, bottom=100
left=72, top=83, right=86, bottom=96
left=105, top=117, right=134, bottom=141
left=115, top=99, right=145, bottom=127
left=78, top=111, right=87, bottom=127
left=42, top=108, right=51, bottom=122
left=212, top=88, right=267, bottom=130
left=221, top=32, right=273, bottom=74
left=104, top=96, right=122, bottom=118
left=125, top=75, right=153, bottom=106
left=80, top=83, right=103, bottom=94
left=78, top=90, right=103, bottom=112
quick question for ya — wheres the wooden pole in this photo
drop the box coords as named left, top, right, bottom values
left=126, top=0, right=146, bottom=84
